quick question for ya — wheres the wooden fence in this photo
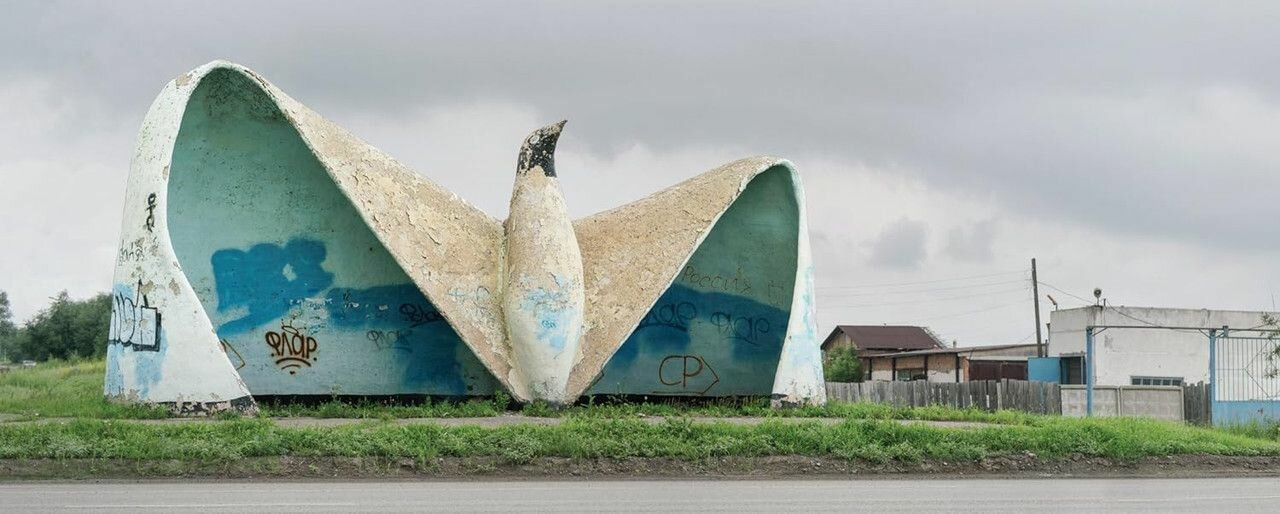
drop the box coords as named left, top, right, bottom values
left=825, top=379, right=1062, bottom=415
left=1182, top=382, right=1211, bottom=425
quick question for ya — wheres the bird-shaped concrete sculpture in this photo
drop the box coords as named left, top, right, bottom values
left=105, top=61, right=824, bottom=414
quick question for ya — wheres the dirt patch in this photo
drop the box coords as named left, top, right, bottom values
left=2, top=454, right=1278, bottom=481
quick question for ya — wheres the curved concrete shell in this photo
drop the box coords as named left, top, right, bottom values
left=106, top=61, right=825, bottom=413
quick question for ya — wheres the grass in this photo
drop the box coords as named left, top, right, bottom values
left=0, top=416, right=1276, bottom=464
left=258, top=396, right=1045, bottom=424
left=4, top=359, right=1280, bottom=466
left=7, top=358, right=1280, bottom=465
left=0, top=360, right=168, bottom=419
left=1220, top=420, right=1280, bottom=442
left=0, top=359, right=1044, bottom=424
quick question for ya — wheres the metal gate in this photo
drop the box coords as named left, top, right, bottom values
left=1210, top=330, right=1280, bottom=425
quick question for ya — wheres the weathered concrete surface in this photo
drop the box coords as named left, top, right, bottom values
left=503, top=122, right=586, bottom=404
left=167, top=69, right=497, bottom=399
left=570, top=159, right=825, bottom=405
left=108, top=60, right=825, bottom=409
left=261, top=70, right=517, bottom=399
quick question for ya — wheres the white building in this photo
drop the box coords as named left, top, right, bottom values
left=1047, top=305, right=1274, bottom=387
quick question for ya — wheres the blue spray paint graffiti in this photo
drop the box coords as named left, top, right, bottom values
left=103, top=344, right=125, bottom=397
left=211, top=238, right=334, bottom=337
left=107, top=281, right=168, bottom=398
left=518, top=274, right=581, bottom=352
left=592, top=283, right=789, bottom=396
left=326, top=284, right=486, bottom=395
left=208, top=238, right=495, bottom=396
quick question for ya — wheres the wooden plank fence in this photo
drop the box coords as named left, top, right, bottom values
left=825, top=379, right=1062, bottom=415
left=1182, top=382, right=1211, bottom=425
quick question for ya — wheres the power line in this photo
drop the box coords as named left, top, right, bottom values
left=820, top=278, right=1030, bottom=298
left=1035, top=281, right=1211, bottom=335
left=1036, top=281, right=1094, bottom=305
left=898, top=298, right=1029, bottom=324
left=815, top=270, right=1027, bottom=290
left=818, top=285, right=1029, bottom=308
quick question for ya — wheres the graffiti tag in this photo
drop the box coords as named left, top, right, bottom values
left=366, top=329, right=414, bottom=352
left=637, top=301, right=697, bottom=332
left=118, top=239, right=146, bottom=264
left=144, top=193, right=157, bottom=232
left=681, top=264, right=752, bottom=295
left=657, top=354, right=720, bottom=394
left=447, top=285, right=494, bottom=319
left=220, top=339, right=246, bottom=370
left=264, top=322, right=318, bottom=374
left=399, top=303, right=446, bottom=327
left=108, top=280, right=162, bottom=352
left=711, top=312, right=771, bottom=346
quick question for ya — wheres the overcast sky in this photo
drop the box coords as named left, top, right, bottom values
left=3, top=1, right=1280, bottom=346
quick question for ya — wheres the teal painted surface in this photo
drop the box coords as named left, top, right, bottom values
left=167, top=69, right=497, bottom=396
left=588, top=167, right=799, bottom=397
left=1027, top=357, right=1062, bottom=383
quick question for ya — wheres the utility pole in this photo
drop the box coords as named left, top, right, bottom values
left=1031, top=258, right=1044, bottom=358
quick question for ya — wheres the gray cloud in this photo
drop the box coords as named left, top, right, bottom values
left=4, top=1, right=1279, bottom=252
left=867, top=219, right=928, bottom=270
left=4, top=1, right=1280, bottom=343
left=945, top=220, right=998, bottom=263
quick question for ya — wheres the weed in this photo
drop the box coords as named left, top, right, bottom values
left=1, top=416, right=1275, bottom=463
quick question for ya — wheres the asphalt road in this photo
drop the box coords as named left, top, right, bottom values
left=3, top=478, right=1279, bottom=512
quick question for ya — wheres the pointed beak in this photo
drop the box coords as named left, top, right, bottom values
left=517, top=120, right=568, bottom=177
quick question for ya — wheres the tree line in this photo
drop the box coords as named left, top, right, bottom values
left=0, top=290, right=111, bottom=363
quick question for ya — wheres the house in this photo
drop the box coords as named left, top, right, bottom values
left=821, top=325, right=946, bottom=381
left=862, top=344, right=1041, bottom=382
left=1040, top=305, right=1276, bottom=387
left=1038, top=304, right=1280, bottom=424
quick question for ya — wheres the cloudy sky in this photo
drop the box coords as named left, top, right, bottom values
left=3, top=1, right=1279, bottom=346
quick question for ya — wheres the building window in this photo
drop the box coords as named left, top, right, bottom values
left=1131, top=376, right=1183, bottom=386
left=1062, top=357, right=1084, bottom=385
left=895, top=368, right=925, bottom=381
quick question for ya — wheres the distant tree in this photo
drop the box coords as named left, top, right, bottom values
left=823, top=346, right=863, bottom=382
left=0, top=291, right=16, bottom=362
left=10, top=291, right=112, bottom=361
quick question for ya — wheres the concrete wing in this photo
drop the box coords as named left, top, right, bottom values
left=566, top=156, right=819, bottom=400
left=207, top=63, right=524, bottom=399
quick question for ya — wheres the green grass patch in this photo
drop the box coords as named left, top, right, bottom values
left=1, top=359, right=1044, bottom=423
left=558, top=398, right=1045, bottom=425
left=1219, top=420, right=1280, bottom=441
left=0, top=360, right=167, bottom=419
left=6, top=358, right=1279, bottom=462
left=1, top=416, right=1276, bottom=463
left=259, top=396, right=506, bottom=419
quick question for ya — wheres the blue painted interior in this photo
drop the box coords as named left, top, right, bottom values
left=167, top=69, right=497, bottom=396
left=588, top=167, right=800, bottom=397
